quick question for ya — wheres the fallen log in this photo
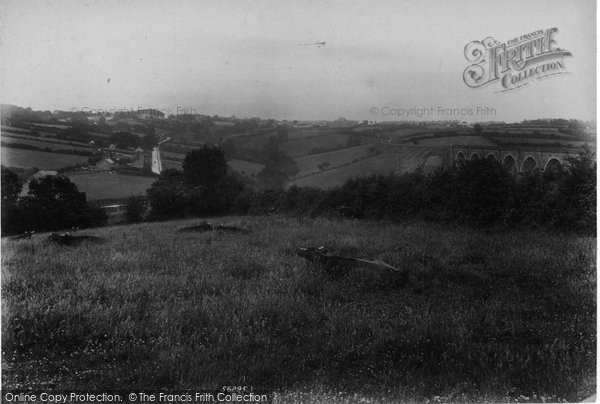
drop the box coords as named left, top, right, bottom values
left=177, top=222, right=213, bottom=233
left=297, top=246, right=402, bottom=272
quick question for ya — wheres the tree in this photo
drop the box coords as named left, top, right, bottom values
left=109, top=131, right=141, bottom=149
left=473, top=123, right=483, bottom=136
left=146, top=169, right=189, bottom=220
left=258, top=137, right=298, bottom=189
left=142, top=133, right=159, bottom=150
left=17, top=175, right=106, bottom=233
left=1, top=166, right=23, bottom=235
left=443, top=159, right=514, bottom=225
left=183, top=146, right=245, bottom=215
left=553, top=148, right=596, bottom=233
left=193, top=172, right=244, bottom=215
left=145, top=147, right=246, bottom=219
left=182, top=145, right=228, bottom=188
left=2, top=166, right=22, bottom=206
left=124, top=195, right=147, bottom=223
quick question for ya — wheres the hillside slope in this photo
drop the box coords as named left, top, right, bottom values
left=2, top=216, right=594, bottom=401
left=288, top=145, right=448, bottom=189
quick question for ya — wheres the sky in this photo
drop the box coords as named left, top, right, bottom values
left=0, top=0, right=596, bottom=123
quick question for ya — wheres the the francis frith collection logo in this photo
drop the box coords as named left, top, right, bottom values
left=463, top=28, right=572, bottom=92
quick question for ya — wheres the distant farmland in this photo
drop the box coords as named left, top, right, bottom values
left=1, top=147, right=89, bottom=170
left=488, top=137, right=594, bottom=147
left=281, top=133, right=371, bottom=157
left=160, top=159, right=183, bottom=170
left=287, top=128, right=339, bottom=140
left=67, top=172, right=155, bottom=201
left=383, top=128, right=431, bottom=139
left=1, top=136, right=95, bottom=153
left=416, top=135, right=498, bottom=147
left=288, top=146, right=440, bottom=189
left=288, top=154, right=392, bottom=189
left=291, top=144, right=378, bottom=178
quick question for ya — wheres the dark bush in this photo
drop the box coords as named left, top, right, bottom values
left=1, top=171, right=106, bottom=235
left=146, top=169, right=189, bottom=220
left=442, top=159, right=515, bottom=225
left=241, top=149, right=594, bottom=233
left=183, top=145, right=228, bottom=188
left=125, top=195, right=147, bottom=223
left=249, top=189, right=284, bottom=215
left=553, top=149, right=596, bottom=233
left=146, top=147, right=246, bottom=219
left=1, top=166, right=23, bottom=235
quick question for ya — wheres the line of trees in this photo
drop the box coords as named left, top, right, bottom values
left=3, top=145, right=594, bottom=236
left=141, top=146, right=595, bottom=234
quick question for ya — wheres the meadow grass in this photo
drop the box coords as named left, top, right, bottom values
left=1, top=216, right=595, bottom=402
left=67, top=173, right=155, bottom=201
left=0, top=148, right=90, bottom=170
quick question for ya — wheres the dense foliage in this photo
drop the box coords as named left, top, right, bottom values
left=146, top=145, right=244, bottom=220
left=235, top=148, right=596, bottom=234
left=3, top=146, right=594, bottom=235
left=124, top=195, right=147, bottom=223
left=1, top=166, right=107, bottom=235
left=145, top=146, right=595, bottom=234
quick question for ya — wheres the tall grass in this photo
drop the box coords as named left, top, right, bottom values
left=2, top=216, right=595, bottom=402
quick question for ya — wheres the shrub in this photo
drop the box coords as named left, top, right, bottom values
left=442, top=159, right=515, bottom=225
left=146, top=147, right=246, bottom=219
left=125, top=195, right=147, bottom=223
left=2, top=172, right=106, bottom=234
left=146, top=169, right=189, bottom=220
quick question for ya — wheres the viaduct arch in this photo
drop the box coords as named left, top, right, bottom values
left=450, top=146, right=576, bottom=174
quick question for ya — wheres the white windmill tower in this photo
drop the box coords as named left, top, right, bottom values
left=151, top=137, right=171, bottom=175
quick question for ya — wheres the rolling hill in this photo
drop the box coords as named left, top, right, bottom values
left=288, top=145, right=447, bottom=189
left=291, top=143, right=379, bottom=178
left=281, top=133, right=373, bottom=157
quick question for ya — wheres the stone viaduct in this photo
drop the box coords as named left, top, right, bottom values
left=449, top=145, right=578, bottom=174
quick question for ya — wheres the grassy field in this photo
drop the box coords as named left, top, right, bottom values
left=1, top=130, right=93, bottom=147
left=1, top=125, right=33, bottom=134
left=160, top=159, right=183, bottom=171
left=1, top=147, right=90, bottom=170
left=288, top=146, right=438, bottom=189
left=67, top=172, right=156, bottom=200
left=287, top=128, right=339, bottom=140
left=1, top=135, right=95, bottom=153
left=289, top=155, right=391, bottom=188
left=281, top=134, right=371, bottom=157
left=291, top=144, right=378, bottom=178
left=1, top=216, right=595, bottom=402
left=159, top=150, right=186, bottom=161
left=382, top=128, right=430, bottom=139
left=487, top=137, right=593, bottom=147
left=416, top=136, right=498, bottom=147
left=226, top=131, right=280, bottom=151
